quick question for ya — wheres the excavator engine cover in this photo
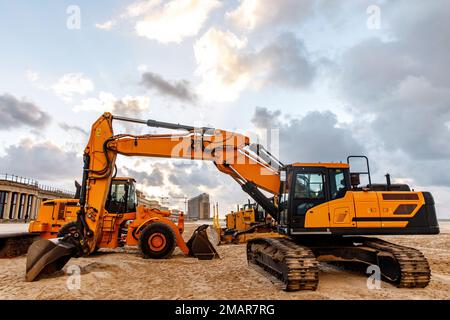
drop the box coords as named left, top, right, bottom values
left=25, top=238, right=77, bottom=282
left=186, top=225, right=219, bottom=260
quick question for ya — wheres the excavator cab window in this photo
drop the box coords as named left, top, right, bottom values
left=278, top=170, right=292, bottom=226
left=288, top=166, right=329, bottom=230
left=294, top=173, right=325, bottom=200
left=105, top=180, right=137, bottom=214
left=329, top=169, right=348, bottom=200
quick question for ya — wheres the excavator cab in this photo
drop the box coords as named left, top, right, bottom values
left=278, top=164, right=352, bottom=232
left=277, top=159, right=438, bottom=236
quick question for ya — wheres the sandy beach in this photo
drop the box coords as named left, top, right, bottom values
left=0, top=222, right=449, bottom=300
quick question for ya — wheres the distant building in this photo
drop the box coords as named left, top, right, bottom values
left=136, top=190, right=161, bottom=209
left=0, top=174, right=75, bottom=223
left=187, top=193, right=210, bottom=220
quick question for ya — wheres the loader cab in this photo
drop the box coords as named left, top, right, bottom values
left=278, top=163, right=351, bottom=231
left=105, top=178, right=137, bottom=214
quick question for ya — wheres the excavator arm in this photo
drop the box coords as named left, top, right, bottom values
left=25, top=112, right=283, bottom=280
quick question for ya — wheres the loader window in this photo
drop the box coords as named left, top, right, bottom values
left=106, top=181, right=128, bottom=214
left=126, top=183, right=137, bottom=212
left=106, top=180, right=137, bottom=214
left=294, top=173, right=324, bottom=200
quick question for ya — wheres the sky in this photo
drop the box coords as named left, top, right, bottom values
left=0, top=0, right=449, bottom=218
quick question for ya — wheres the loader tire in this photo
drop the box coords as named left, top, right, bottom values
left=139, top=222, right=175, bottom=259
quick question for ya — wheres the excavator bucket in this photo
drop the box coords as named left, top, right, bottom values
left=186, top=225, right=219, bottom=260
left=25, top=238, right=76, bottom=282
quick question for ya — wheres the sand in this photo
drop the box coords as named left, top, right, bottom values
left=0, top=222, right=449, bottom=300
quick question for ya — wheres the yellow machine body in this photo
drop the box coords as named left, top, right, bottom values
left=29, top=199, right=189, bottom=253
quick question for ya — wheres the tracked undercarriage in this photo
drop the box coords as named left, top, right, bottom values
left=247, top=236, right=431, bottom=291
left=247, top=238, right=319, bottom=291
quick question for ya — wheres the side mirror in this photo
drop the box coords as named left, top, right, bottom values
left=280, top=170, right=286, bottom=182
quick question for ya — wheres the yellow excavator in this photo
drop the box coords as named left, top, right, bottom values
left=26, top=112, right=439, bottom=291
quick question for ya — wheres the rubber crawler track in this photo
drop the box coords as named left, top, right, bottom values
left=247, top=238, right=319, bottom=291
left=362, top=238, right=431, bottom=288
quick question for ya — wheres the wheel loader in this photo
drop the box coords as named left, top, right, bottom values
left=25, top=112, right=439, bottom=291
left=1, top=177, right=218, bottom=266
left=24, top=176, right=219, bottom=281
left=0, top=177, right=142, bottom=258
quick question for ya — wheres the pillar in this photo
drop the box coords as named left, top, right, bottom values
left=33, top=197, right=41, bottom=220
left=23, top=193, right=29, bottom=221
left=13, top=193, right=20, bottom=220
left=30, top=195, right=38, bottom=220
left=5, top=191, right=12, bottom=220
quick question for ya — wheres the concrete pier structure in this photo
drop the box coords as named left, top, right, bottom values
left=0, top=174, right=74, bottom=223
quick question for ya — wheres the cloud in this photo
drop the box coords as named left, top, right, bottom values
left=58, top=122, right=88, bottom=136
left=126, top=0, right=221, bottom=43
left=226, top=0, right=315, bottom=30
left=74, top=91, right=150, bottom=116
left=0, top=139, right=80, bottom=181
left=124, top=0, right=162, bottom=18
left=118, top=159, right=249, bottom=214
left=168, top=162, right=217, bottom=189
left=194, top=29, right=316, bottom=102
left=0, top=94, right=50, bottom=130
left=51, top=73, right=94, bottom=102
left=194, top=28, right=249, bottom=102
left=121, top=166, right=164, bottom=186
left=141, top=72, right=197, bottom=102
left=95, top=20, right=116, bottom=30
left=26, top=70, right=39, bottom=82
left=249, top=32, right=316, bottom=88
left=339, top=0, right=450, bottom=162
left=251, top=107, right=365, bottom=163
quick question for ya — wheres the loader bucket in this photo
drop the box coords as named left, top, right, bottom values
left=186, top=225, right=219, bottom=260
left=25, top=238, right=76, bottom=282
